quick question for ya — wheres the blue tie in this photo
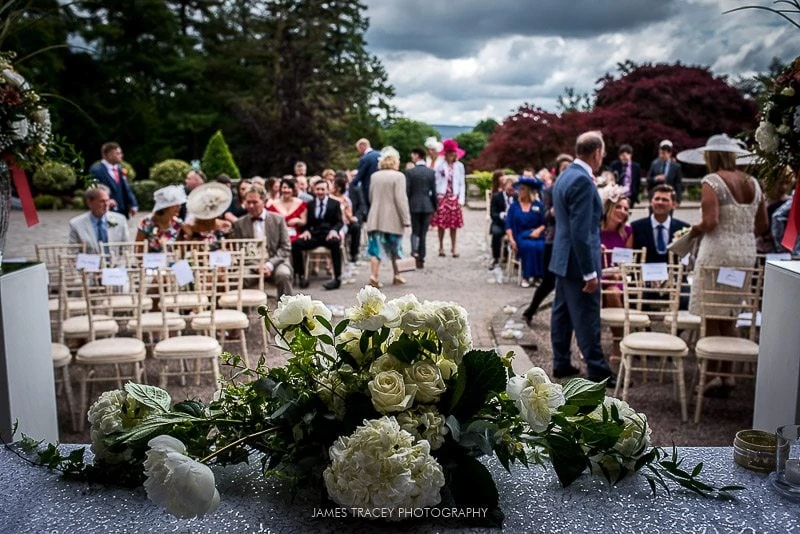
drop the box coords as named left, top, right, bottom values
left=96, top=218, right=109, bottom=257
left=656, top=224, right=666, bottom=254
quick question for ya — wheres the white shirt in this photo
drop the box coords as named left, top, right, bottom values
left=650, top=214, right=671, bottom=252
left=253, top=209, right=267, bottom=239
left=315, top=197, right=328, bottom=220
left=102, top=159, right=119, bottom=182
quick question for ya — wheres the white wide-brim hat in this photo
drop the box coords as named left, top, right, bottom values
left=424, top=136, right=443, bottom=152
left=676, top=134, right=757, bottom=166
left=152, top=185, right=187, bottom=213
left=186, top=182, right=232, bottom=220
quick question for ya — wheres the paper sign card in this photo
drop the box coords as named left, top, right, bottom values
left=171, top=260, right=194, bottom=287
left=101, top=268, right=128, bottom=286
left=766, top=253, right=792, bottom=261
left=611, top=248, right=635, bottom=265
left=210, top=251, right=232, bottom=267
left=143, top=253, right=167, bottom=269
left=76, top=253, right=101, bottom=271
left=641, top=262, right=669, bottom=282
left=717, top=267, right=746, bottom=288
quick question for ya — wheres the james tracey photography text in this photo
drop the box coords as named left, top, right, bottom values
left=311, top=507, right=489, bottom=519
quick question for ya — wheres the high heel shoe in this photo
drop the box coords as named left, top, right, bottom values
left=438, top=249, right=445, bottom=257
left=392, top=275, right=406, bottom=285
left=369, top=277, right=383, bottom=288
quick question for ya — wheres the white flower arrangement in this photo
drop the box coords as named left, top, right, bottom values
left=0, top=53, right=52, bottom=164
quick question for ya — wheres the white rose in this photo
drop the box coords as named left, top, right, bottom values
left=435, top=357, right=458, bottom=380
left=588, top=397, right=652, bottom=473
left=510, top=371, right=565, bottom=432
left=367, top=370, right=417, bottom=413
left=143, top=435, right=220, bottom=519
left=369, top=353, right=407, bottom=375
left=755, top=121, right=780, bottom=154
left=32, top=107, right=50, bottom=128
left=777, top=124, right=791, bottom=136
left=346, top=286, right=401, bottom=331
left=317, top=365, right=353, bottom=420
left=425, top=301, right=472, bottom=363
left=506, top=367, right=552, bottom=400
left=403, top=360, right=445, bottom=403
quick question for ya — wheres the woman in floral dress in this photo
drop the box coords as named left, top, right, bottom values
left=430, top=139, right=466, bottom=257
left=136, top=185, right=186, bottom=252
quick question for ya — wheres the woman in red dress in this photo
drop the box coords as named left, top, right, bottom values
left=430, top=139, right=466, bottom=257
left=267, top=178, right=307, bottom=242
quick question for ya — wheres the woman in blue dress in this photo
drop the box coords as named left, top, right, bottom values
left=505, top=177, right=546, bottom=287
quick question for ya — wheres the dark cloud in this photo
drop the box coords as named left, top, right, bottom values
left=364, top=0, right=677, bottom=58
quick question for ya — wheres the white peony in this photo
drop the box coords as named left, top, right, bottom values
left=506, top=367, right=564, bottom=432
left=323, top=417, right=445, bottom=517
left=587, top=397, right=652, bottom=474
left=367, top=370, right=417, bottom=413
left=403, top=360, right=445, bottom=403
left=755, top=121, right=780, bottom=154
left=87, top=389, right=151, bottom=464
left=396, top=406, right=448, bottom=450
left=346, top=286, right=401, bottom=331
left=143, top=435, right=220, bottom=519
left=271, top=294, right=331, bottom=335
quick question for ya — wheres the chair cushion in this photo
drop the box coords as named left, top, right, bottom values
left=621, top=332, right=688, bottom=353
left=600, top=308, right=651, bottom=327
left=52, top=343, right=72, bottom=366
left=218, top=290, right=267, bottom=308
left=162, top=294, right=209, bottom=307
left=107, top=295, right=154, bottom=311
left=696, top=336, right=759, bottom=360
left=62, top=315, right=119, bottom=337
left=154, top=335, right=221, bottom=359
left=191, top=310, right=250, bottom=330
left=664, top=311, right=701, bottom=329
left=49, top=298, right=86, bottom=313
left=75, top=337, right=147, bottom=363
left=127, top=312, right=186, bottom=332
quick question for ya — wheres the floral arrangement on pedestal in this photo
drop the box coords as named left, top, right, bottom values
left=22, top=288, right=740, bottom=527
left=0, top=52, right=52, bottom=165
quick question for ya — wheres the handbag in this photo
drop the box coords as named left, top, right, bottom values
left=667, top=231, right=701, bottom=268
left=395, top=257, right=417, bottom=272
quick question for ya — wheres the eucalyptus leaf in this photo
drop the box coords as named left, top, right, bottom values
left=124, top=383, right=172, bottom=412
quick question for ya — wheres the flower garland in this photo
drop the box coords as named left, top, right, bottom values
left=20, top=288, right=740, bottom=527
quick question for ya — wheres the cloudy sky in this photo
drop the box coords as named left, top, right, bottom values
left=362, top=0, right=798, bottom=126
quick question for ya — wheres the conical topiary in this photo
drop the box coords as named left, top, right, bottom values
left=201, top=130, right=241, bottom=180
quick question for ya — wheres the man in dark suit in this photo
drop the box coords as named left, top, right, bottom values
left=489, top=176, right=516, bottom=269
left=291, top=180, right=344, bottom=290
left=608, top=144, right=641, bottom=208
left=354, top=138, right=379, bottom=211
left=346, top=176, right=367, bottom=263
left=647, top=140, right=683, bottom=205
left=549, top=131, right=615, bottom=387
left=631, top=184, right=689, bottom=264
left=405, top=147, right=437, bottom=269
left=231, top=184, right=294, bottom=299
left=89, top=142, right=138, bottom=218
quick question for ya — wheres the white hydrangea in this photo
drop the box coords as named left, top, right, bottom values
left=323, top=417, right=445, bottom=517
left=755, top=121, right=780, bottom=154
left=506, top=367, right=565, bottom=432
left=426, top=301, right=472, bottom=363
left=396, top=406, right=448, bottom=450
left=587, top=397, right=652, bottom=474
left=403, top=360, right=445, bottom=403
left=143, top=435, right=220, bottom=519
left=389, top=294, right=432, bottom=333
left=271, top=294, right=331, bottom=335
left=87, top=389, right=151, bottom=464
left=346, top=286, right=401, bottom=331
left=317, top=365, right=353, bottom=420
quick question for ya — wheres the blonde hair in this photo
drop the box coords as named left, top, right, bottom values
left=379, top=146, right=400, bottom=170
left=602, top=197, right=629, bottom=239
left=703, top=151, right=737, bottom=172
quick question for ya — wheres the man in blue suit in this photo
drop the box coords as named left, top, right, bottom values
left=549, top=131, right=615, bottom=386
left=89, top=142, right=138, bottom=218
left=353, top=138, right=379, bottom=211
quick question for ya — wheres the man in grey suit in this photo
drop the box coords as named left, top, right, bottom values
left=549, top=131, right=615, bottom=387
left=231, top=185, right=294, bottom=299
left=405, top=147, right=437, bottom=269
left=646, top=140, right=683, bottom=205
left=68, top=184, right=130, bottom=254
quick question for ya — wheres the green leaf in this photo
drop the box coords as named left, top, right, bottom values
left=446, top=455, right=502, bottom=526
left=562, top=378, right=606, bottom=409
left=316, top=315, right=332, bottom=332
left=544, top=433, right=589, bottom=487
left=333, top=318, right=350, bottom=337
left=107, top=413, right=200, bottom=446
left=445, top=415, right=461, bottom=441
left=173, top=400, right=207, bottom=418
left=450, top=350, right=507, bottom=420
left=691, top=462, right=704, bottom=478
left=386, top=335, right=420, bottom=364
left=124, top=383, right=172, bottom=412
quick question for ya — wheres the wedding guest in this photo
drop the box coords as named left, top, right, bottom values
left=291, top=180, right=344, bottom=290
left=178, top=168, right=206, bottom=221
left=489, top=177, right=516, bottom=270
left=490, top=169, right=506, bottom=195
left=69, top=184, right=130, bottom=254
left=347, top=171, right=368, bottom=263
left=366, top=147, right=411, bottom=287
left=647, top=140, right=683, bottom=205
left=330, top=172, right=355, bottom=240
left=181, top=182, right=233, bottom=249
left=267, top=178, right=307, bottom=243
left=136, top=185, right=186, bottom=252
left=354, top=138, right=380, bottom=210
left=405, top=147, right=437, bottom=268
left=631, top=184, right=689, bottom=264
left=505, top=177, right=546, bottom=287
left=424, top=136, right=443, bottom=169
left=431, top=139, right=466, bottom=258
left=609, top=144, right=641, bottom=208
left=89, top=142, right=138, bottom=218
left=225, top=178, right=252, bottom=222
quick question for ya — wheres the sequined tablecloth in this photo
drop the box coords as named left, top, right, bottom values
left=1, top=445, right=798, bottom=533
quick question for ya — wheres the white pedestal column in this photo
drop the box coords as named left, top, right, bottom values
left=753, top=261, right=800, bottom=432
left=0, top=263, right=58, bottom=443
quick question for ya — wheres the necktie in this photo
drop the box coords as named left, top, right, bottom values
left=317, top=201, right=324, bottom=220
left=663, top=161, right=670, bottom=178
left=113, top=166, right=121, bottom=184
left=624, top=163, right=631, bottom=188
left=656, top=224, right=666, bottom=254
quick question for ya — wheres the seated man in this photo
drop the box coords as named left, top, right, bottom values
left=489, top=177, right=516, bottom=269
left=291, top=180, right=344, bottom=290
left=231, top=184, right=294, bottom=299
left=68, top=184, right=130, bottom=254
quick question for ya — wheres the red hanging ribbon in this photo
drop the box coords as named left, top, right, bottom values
left=4, top=155, right=39, bottom=227
left=781, top=178, right=800, bottom=252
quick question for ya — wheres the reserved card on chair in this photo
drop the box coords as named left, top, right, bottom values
left=641, top=262, right=669, bottom=282
left=171, top=260, right=194, bottom=286
left=101, top=268, right=128, bottom=287
left=611, top=248, right=634, bottom=265
left=210, top=251, right=232, bottom=267
left=76, top=253, right=101, bottom=271
left=717, top=267, right=746, bottom=288
left=143, top=253, right=167, bottom=269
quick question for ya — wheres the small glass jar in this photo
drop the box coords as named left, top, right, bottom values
left=733, top=429, right=777, bottom=472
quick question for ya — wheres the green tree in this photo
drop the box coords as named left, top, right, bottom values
left=381, top=118, right=439, bottom=165
left=473, top=118, right=499, bottom=137
left=453, top=131, right=488, bottom=167
left=202, top=130, right=241, bottom=179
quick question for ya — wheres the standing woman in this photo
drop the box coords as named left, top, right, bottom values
left=505, top=177, right=547, bottom=288
left=431, top=139, right=466, bottom=257
left=522, top=154, right=573, bottom=323
left=365, top=147, right=411, bottom=287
